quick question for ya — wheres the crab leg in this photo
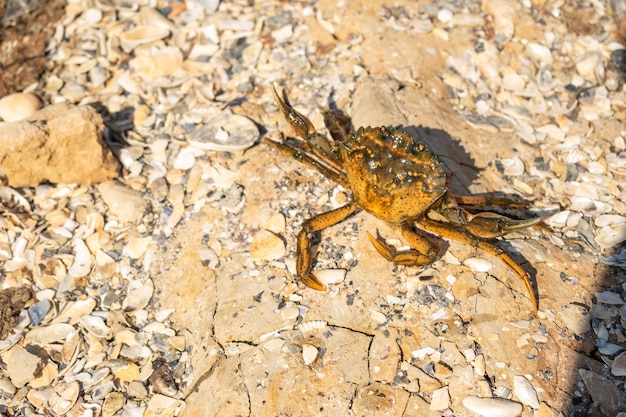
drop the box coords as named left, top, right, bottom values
left=417, top=217, right=538, bottom=317
left=452, top=194, right=532, bottom=209
left=295, top=203, right=358, bottom=291
left=367, top=222, right=439, bottom=266
left=264, top=137, right=349, bottom=188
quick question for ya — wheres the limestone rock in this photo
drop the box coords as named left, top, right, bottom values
left=0, top=103, right=120, bottom=187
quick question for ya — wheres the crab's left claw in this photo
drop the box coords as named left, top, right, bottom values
left=464, top=212, right=542, bottom=239
left=271, top=83, right=316, bottom=140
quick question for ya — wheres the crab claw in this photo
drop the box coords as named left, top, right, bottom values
left=271, top=83, right=316, bottom=140
left=463, top=212, right=542, bottom=239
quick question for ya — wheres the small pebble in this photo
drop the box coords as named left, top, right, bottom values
left=250, top=230, right=286, bottom=261
left=462, top=396, right=522, bottom=417
left=0, top=93, right=42, bottom=122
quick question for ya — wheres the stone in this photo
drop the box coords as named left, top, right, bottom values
left=611, top=351, right=626, bottom=376
left=429, top=386, right=450, bottom=410
left=0, top=103, right=120, bottom=187
left=97, top=181, right=145, bottom=223
left=579, top=368, right=622, bottom=416
left=352, top=382, right=410, bottom=416
left=2, top=345, right=44, bottom=388
left=369, top=328, right=401, bottom=383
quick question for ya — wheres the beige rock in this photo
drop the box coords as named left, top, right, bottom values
left=369, top=328, right=401, bottom=383
left=0, top=103, right=120, bottom=187
left=2, top=345, right=43, bottom=388
left=352, top=382, right=410, bottom=416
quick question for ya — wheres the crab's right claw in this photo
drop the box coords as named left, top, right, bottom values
left=464, top=212, right=543, bottom=239
left=271, top=83, right=316, bottom=140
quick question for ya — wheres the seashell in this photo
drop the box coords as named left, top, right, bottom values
left=605, top=152, right=626, bottom=174
left=51, top=381, right=80, bottom=415
left=595, top=214, right=626, bottom=228
left=79, top=314, right=111, bottom=338
left=83, top=8, right=103, bottom=25
left=119, top=25, right=170, bottom=52
left=139, top=6, right=176, bottom=31
left=501, top=156, right=525, bottom=176
left=595, top=291, right=624, bottom=305
left=595, top=223, right=626, bottom=248
left=315, top=268, right=346, bottom=285
left=526, top=42, right=553, bottom=66
left=24, top=323, right=75, bottom=345
left=131, top=46, right=183, bottom=81
left=501, top=72, right=526, bottom=91
left=123, top=236, right=152, bottom=259
left=463, top=257, right=492, bottom=273
left=122, top=279, right=155, bottom=312
left=298, top=320, right=327, bottom=332
left=188, top=43, right=220, bottom=61
left=145, top=394, right=185, bottom=417
left=576, top=52, right=601, bottom=79
left=462, top=396, right=522, bottom=417
left=68, top=239, right=92, bottom=278
left=302, top=343, right=318, bottom=365
left=199, top=247, right=220, bottom=269
left=52, top=299, right=96, bottom=324
left=0, top=93, right=42, bottom=122
left=514, top=375, right=539, bottom=409
left=188, top=113, right=260, bottom=151
left=370, top=309, right=387, bottom=324
left=263, top=213, right=286, bottom=234
left=250, top=229, right=286, bottom=261
left=280, top=303, right=300, bottom=320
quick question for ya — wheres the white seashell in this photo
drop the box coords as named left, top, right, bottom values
left=139, top=6, right=176, bottom=31
left=0, top=93, right=42, bottom=122
left=250, top=230, right=286, bottom=261
left=462, top=396, right=522, bottom=417
left=271, top=24, right=294, bottom=42
left=199, top=247, right=220, bottom=269
left=501, top=72, right=526, bottom=91
left=173, top=147, right=201, bottom=170
left=536, top=124, right=565, bottom=141
left=595, top=214, right=626, bottom=228
left=52, top=299, right=96, bottom=324
left=188, top=43, right=220, bottom=60
left=24, top=323, right=75, bottom=345
left=315, top=269, right=346, bottom=285
left=123, top=236, right=152, bottom=259
left=51, top=381, right=80, bottom=415
left=83, top=8, right=102, bottom=25
left=302, top=344, right=318, bottom=365
left=79, top=315, right=110, bottom=338
left=117, top=72, right=142, bottom=95
left=513, top=375, right=539, bottom=409
left=298, top=320, right=327, bottom=332
left=370, top=309, right=387, bottom=324
left=68, top=239, right=92, bottom=278
left=595, top=223, right=626, bottom=248
left=188, top=113, right=259, bottom=152
left=119, top=26, right=170, bottom=51
left=576, top=52, right=601, bottom=79
left=122, top=279, right=155, bottom=312
left=280, top=303, right=300, bottom=320
left=501, top=156, right=525, bottom=176
left=412, top=346, right=436, bottom=360
left=263, top=338, right=285, bottom=352
left=526, top=42, right=553, bottom=66
left=464, top=257, right=492, bottom=273
left=595, top=291, right=624, bottom=305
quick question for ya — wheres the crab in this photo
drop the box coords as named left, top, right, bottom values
left=264, top=84, right=541, bottom=316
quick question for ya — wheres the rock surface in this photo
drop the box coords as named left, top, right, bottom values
left=0, top=103, right=120, bottom=186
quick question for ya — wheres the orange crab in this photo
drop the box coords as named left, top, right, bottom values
left=265, top=84, right=541, bottom=316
